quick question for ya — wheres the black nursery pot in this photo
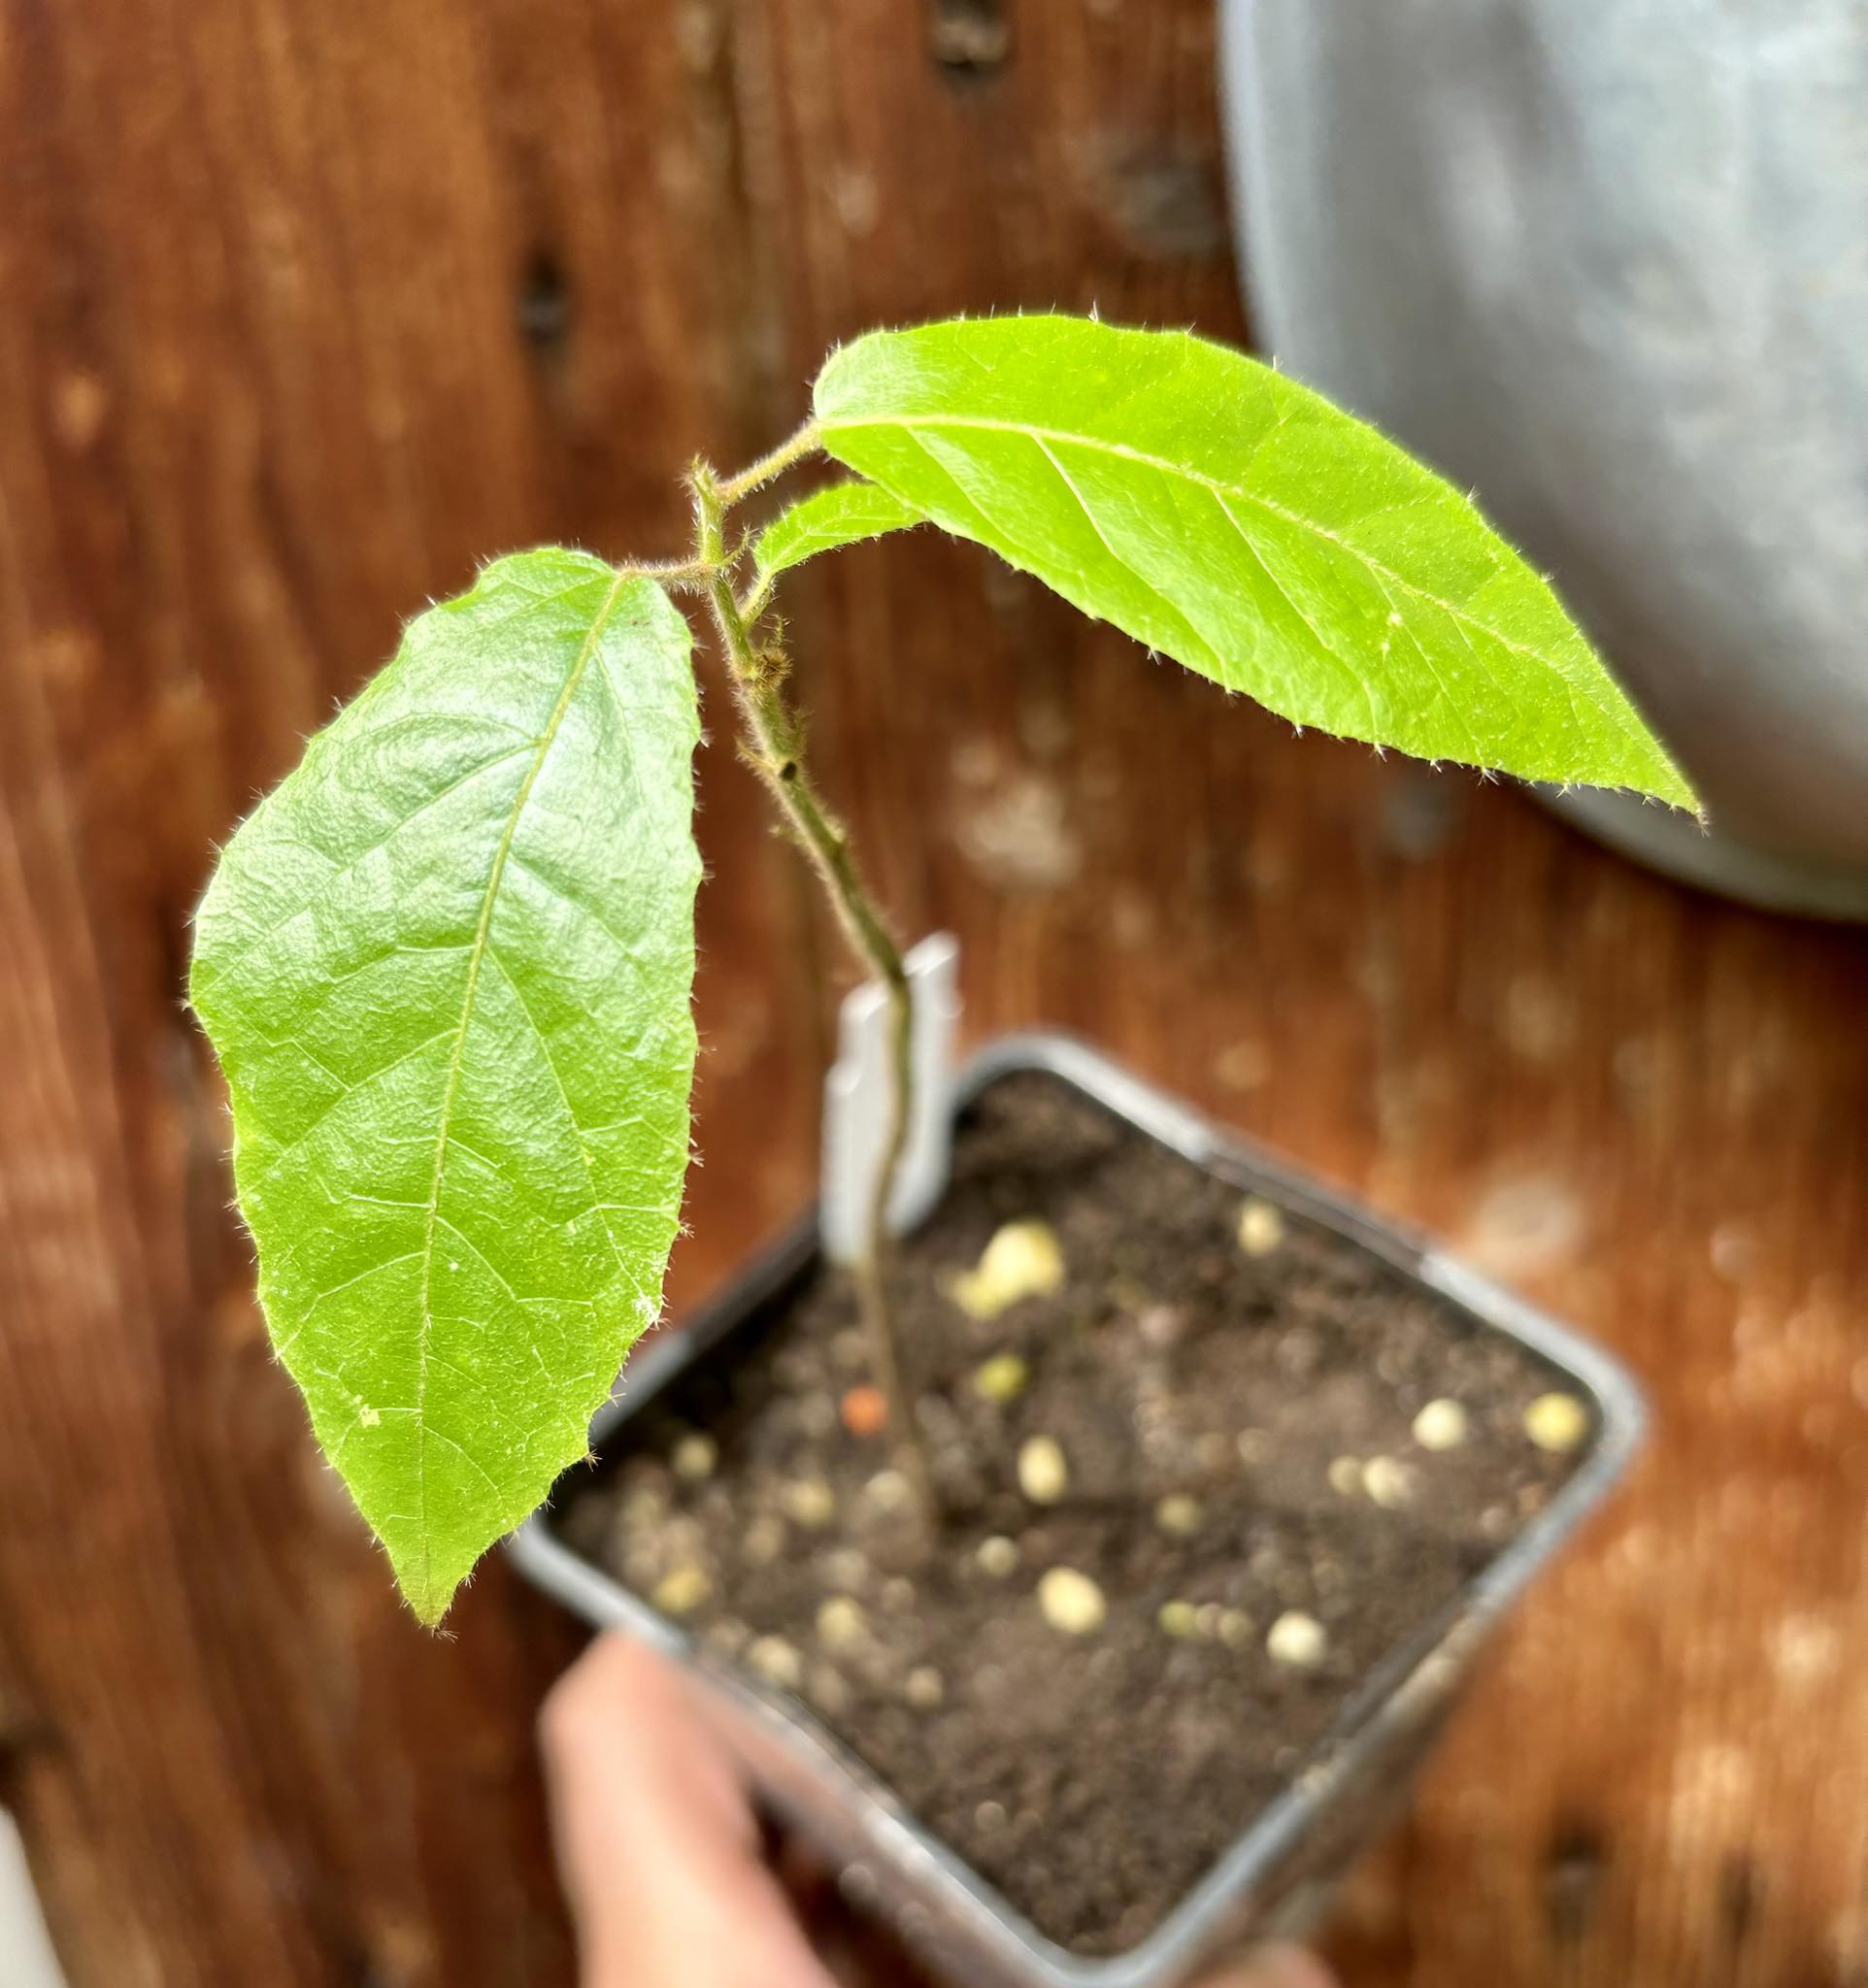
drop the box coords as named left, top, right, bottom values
left=510, top=1035, right=1644, bottom=1988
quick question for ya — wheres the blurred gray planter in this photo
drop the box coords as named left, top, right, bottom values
left=1220, top=0, right=1868, bottom=919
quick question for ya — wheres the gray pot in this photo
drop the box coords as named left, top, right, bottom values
left=1221, top=0, right=1868, bottom=919
left=511, top=1034, right=1645, bottom=1988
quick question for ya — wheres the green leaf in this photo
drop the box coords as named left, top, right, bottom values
left=814, top=315, right=1695, bottom=808
left=751, top=479, right=924, bottom=588
left=190, top=550, right=701, bottom=1624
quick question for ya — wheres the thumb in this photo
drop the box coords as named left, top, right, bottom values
left=540, top=1635, right=833, bottom=1988
left=1201, top=1944, right=1338, bottom=1988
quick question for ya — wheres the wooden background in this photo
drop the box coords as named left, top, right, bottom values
left=3, top=2, right=1866, bottom=1983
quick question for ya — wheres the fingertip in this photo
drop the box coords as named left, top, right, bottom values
left=539, top=1633, right=681, bottom=1756
left=541, top=1634, right=834, bottom=1984
left=1201, top=1943, right=1337, bottom=1988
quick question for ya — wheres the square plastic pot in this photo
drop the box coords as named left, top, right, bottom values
left=509, top=1033, right=1646, bottom=1988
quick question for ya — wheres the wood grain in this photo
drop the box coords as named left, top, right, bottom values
left=2, top=3, right=1864, bottom=1984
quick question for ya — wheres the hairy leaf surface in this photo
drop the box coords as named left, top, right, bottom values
left=815, top=316, right=1693, bottom=807
left=753, top=480, right=923, bottom=589
left=191, top=550, right=701, bottom=1623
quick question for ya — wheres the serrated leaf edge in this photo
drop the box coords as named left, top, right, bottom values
left=817, top=406, right=1693, bottom=809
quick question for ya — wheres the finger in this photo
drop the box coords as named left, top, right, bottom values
left=540, top=1634, right=834, bottom=1988
left=1200, top=1943, right=1339, bottom=1988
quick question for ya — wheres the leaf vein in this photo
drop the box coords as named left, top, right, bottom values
left=1207, top=488, right=1384, bottom=742
left=823, top=411, right=1624, bottom=733
left=193, top=746, right=537, bottom=992
left=245, top=1026, right=456, bottom=1188
left=414, top=566, right=632, bottom=1602
left=1028, top=437, right=1220, bottom=677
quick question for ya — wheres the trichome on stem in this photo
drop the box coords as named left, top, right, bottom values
left=687, top=447, right=934, bottom=1519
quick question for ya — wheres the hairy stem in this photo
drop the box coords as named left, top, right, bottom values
left=623, top=553, right=719, bottom=591
left=715, top=420, right=822, bottom=507
left=689, top=464, right=934, bottom=1521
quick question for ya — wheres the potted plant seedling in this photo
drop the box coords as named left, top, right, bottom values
left=191, top=315, right=1692, bottom=1988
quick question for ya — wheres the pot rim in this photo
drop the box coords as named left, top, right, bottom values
left=509, top=1029, right=1647, bottom=1987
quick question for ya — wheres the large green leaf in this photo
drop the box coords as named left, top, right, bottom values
left=814, top=316, right=1694, bottom=807
left=191, top=550, right=701, bottom=1624
left=752, top=479, right=923, bottom=591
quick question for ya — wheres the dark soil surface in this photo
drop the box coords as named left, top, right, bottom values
left=556, top=1071, right=1590, bottom=1957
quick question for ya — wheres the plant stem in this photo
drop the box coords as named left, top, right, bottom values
left=689, top=465, right=935, bottom=1521
left=624, top=553, right=719, bottom=591
left=715, top=420, right=822, bottom=507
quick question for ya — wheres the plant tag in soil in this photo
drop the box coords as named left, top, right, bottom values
left=820, top=932, right=961, bottom=1263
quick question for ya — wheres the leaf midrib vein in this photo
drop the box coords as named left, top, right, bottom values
left=821, top=411, right=1626, bottom=737
left=194, top=745, right=538, bottom=995
left=412, top=567, right=632, bottom=1604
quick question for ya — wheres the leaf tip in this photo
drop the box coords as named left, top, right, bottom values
left=1634, top=746, right=1701, bottom=816
left=400, top=1563, right=464, bottom=1632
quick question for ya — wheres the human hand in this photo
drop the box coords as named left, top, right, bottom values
left=541, top=1633, right=1335, bottom=1988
